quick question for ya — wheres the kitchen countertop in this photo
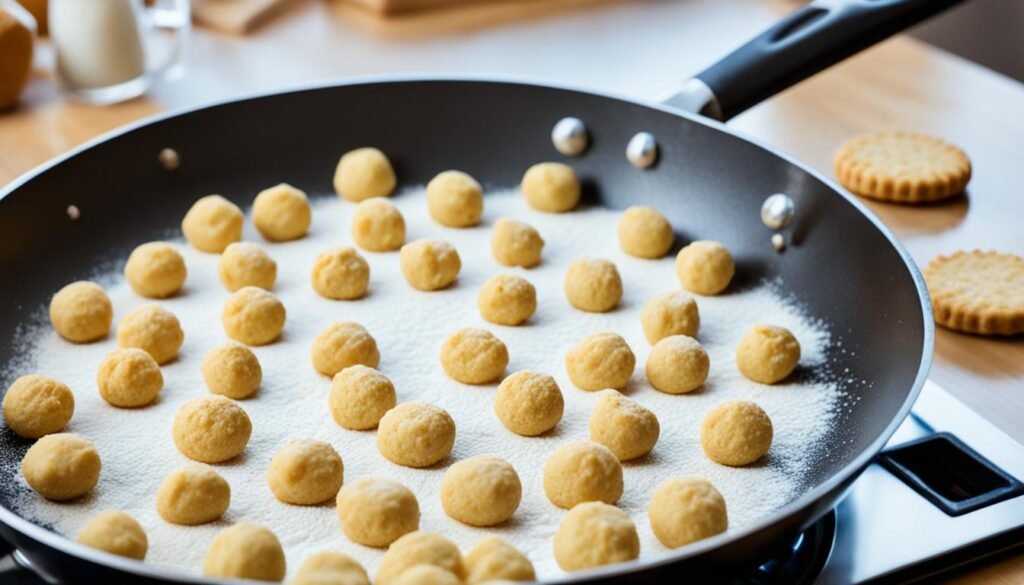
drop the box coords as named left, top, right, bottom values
left=1, top=0, right=1022, bottom=582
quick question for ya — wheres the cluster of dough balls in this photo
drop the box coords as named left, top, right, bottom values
left=700, top=400, right=773, bottom=466
left=565, top=332, right=635, bottom=391
left=493, top=370, right=563, bottom=436
left=477, top=274, right=536, bottom=326
left=676, top=240, right=735, bottom=295
left=203, top=522, right=286, bottom=581
left=76, top=509, right=148, bottom=560
left=646, top=335, right=709, bottom=394
left=522, top=162, right=580, bottom=213
left=218, top=242, right=277, bottom=292
left=544, top=440, right=623, bottom=509
left=201, top=342, right=262, bottom=399
left=116, top=304, right=184, bottom=365
left=564, top=257, right=622, bottom=312
left=351, top=198, right=406, bottom=252
left=400, top=239, right=461, bottom=291
left=427, top=170, right=484, bottom=227
left=311, top=321, right=380, bottom=377
left=49, top=281, right=112, bottom=343
left=439, top=328, right=508, bottom=384
left=172, top=395, right=252, bottom=463
left=589, top=390, right=660, bottom=461
left=440, top=455, right=521, bottom=526
left=336, top=477, right=420, bottom=547
left=96, top=348, right=163, bottom=407
left=375, top=531, right=465, bottom=585
left=329, top=365, right=396, bottom=430
left=334, top=147, right=396, bottom=202
left=292, top=551, right=370, bottom=585
left=181, top=194, right=243, bottom=253
left=311, top=247, right=370, bottom=300
left=736, top=324, right=801, bottom=384
left=618, top=206, right=674, bottom=259
left=268, top=438, right=344, bottom=505
left=21, top=433, right=100, bottom=501
left=124, top=242, right=186, bottom=298
left=553, top=502, right=639, bottom=572
left=156, top=465, right=231, bottom=525
left=465, top=536, right=536, bottom=583
left=252, top=183, right=311, bottom=241
left=648, top=477, right=727, bottom=548
left=492, top=218, right=544, bottom=268
left=640, top=290, right=699, bottom=344
left=221, top=286, right=286, bottom=346
left=377, top=402, right=455, bottom=468
left=3, top=375, right=74, bottom=438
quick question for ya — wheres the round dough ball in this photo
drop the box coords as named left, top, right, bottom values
left=375, top=531, right=465, bottom=585
left=21, top=433, right=100, bottom=501
left=565, top=332, right=635, bottom=391
left=351, top=198, right=406, bottom=252
left=76, top=510, right=147, bottom=560
left=477, top=274, right=536, bottom=326
left=464, top=536, right=536, bottom=584
left=589, top=390, right=659, bottom=461
left=268, top=438, right=344, bottom=505
left=96, top=348, right=164, bottom=408
left=521, top=162, right=580, bottom=213
left=736, top=324, right=801, bottom=384
left=618, top=206, right=674, bottom=259
left=156, top=465, right=231, bottom=525
left=253, top=183, right=311, bottom=241
left=377, top=402, right=456, bottom=468
left=203, top=522, right=286, bottom=582
left=646, top=335, right=710, bottom=395
left=427, top=170, right=484, bottom=228
left=640, top=291, right=700, bottom=344
left=334, top=147, right=397, bottom=202
left=2, top=375, right=74, bottom=438
left=201, top=342, right=262, bottom=399
left=648, top=477, right=728, bottom=548
left=49, top=281, right=113, bottom=343
left=172, top=395, right=252, bottom=463
left=124, top=242, right=186, bottom=299
left=311, top=322, right=380, bottom=377
left=336, top=477, right=419, bottom=547
left=675, top=240, right=735, bottom=296
left=399, top=239, right=461, bottom=291
left=439, top=328, right=508, bottom=385
left=543, top=440, right=623, bottom=509
left=700, top=400, right=773, bottom=467
left=440, top=455, right=521, bottom=526
left=311, top=247, right=370, bottom=300
left=218, top=242, right=277, bottom=292
left=493, top=370, right=563, bottom=437
left=181, top=194, right=244, bottom=253
left=564, top=257, right=622, bottom=313
left=116, top=304, right=184, bottom=365
left=293, top=551, right=370, bottom=585
left=392, top=565, right=461, bottom=585
left=491, top=218, right=544, bottom=268
left=553, top=502, right=639, bottom=572
left=221, top=286, right=286, bottom=346
left=329, top=365, right=396, bottom=430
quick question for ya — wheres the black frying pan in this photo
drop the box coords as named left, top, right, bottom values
left=0, top=1, right=961, bottom=583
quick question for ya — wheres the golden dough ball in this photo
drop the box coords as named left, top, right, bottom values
left=351, top=198, right=406, bottom=252
left=311, top=247, right=370, bottom=301
left=493, top=370, right=563, bottom=437
left=124, top=242, right=187, bottom=299
left=589, top=390, right=660, bottom=461
left=464, top=536, right=535, bottom=584
left=253, top=183, right=311, bottom=242
left=292, top=551, right=370, bottom=585
left=76, top=510, right=147, bottom=560
left=268, top=438, right=344, bottom=505
left=96, top=348, right=163, bottom=408
left=21, top=433, right=100, bottom=501
left=700, top=400, right=773, bottom=466
left=675, top=240, right=735, bottom=296
left=736, top=324, right=801, bottom=384
left=2, top=375, right=74, bottom=439
left=181, top=194, right=244, bottom=253
left=336, top=477, right=420, bottom=548
left=334, top=147, right=397, bottom=202
left=640, top=291, right=700, bottom=344
left=311, top=322, right=380, bottom=377
left=477, top=274, right=536, bottom=326
left=203, top=522, right=286, bottom=582
left=218, top=242, right=277, bottom=292
left=521, top=162, right=580, bottom=213
left=543, top=440, right=623, bottom=509
left=116, top=304, right=184, bottom=365
left=564, top=257, right=622, bottom=313
left=399, top=239, right=461, bottom=291
left=392, top=565, right=461, bottom=585
left=172, top=395, right=252, bottom=463
left=427, top=170, right=484, bottom=228
left=375, top=531, right=466, bottom=585
left=201, top=342, right=262, bottom=400
left=618, top=206, right=674, bottom=259
left=646, top=335, right=710, bottom=395
left=49, top=281, right=113, bottom=343
left=440, top=455, right=521, bottom=526
left=553, top=502, right=639, bottom=572
left=377, top=402, right=456, bottom=468
left=565, top=332, right=635, bottom=391
left=156, top=465, right=231, bottom=525
left=439, top=328, right=508, bottom=385
left=328, top=365, right=396, bottom=430
left=491, top=218, right=544, bottom=268
left=648, top=477, right=728, bottom=548
left=221, top=286, right=286, bottom=346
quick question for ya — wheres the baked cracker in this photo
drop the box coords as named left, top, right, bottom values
left=924, top=250, right=1024, bottom=335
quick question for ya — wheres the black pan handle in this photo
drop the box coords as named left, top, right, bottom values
left=664, top=0, right=965, bottom=121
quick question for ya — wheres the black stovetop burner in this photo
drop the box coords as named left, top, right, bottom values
left=738, top=512, right=835, bottom=585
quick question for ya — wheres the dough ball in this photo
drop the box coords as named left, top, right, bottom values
left=21, top=433, right=100, bottom=501
left=49, top=281, right=113, bottom=343
left=76, top=509, right=147, bottom=560
left=565, top=332, right=635, bottom=391
left=736, top=324, right=801, bottom=384
left=156, top=465, right=231, bottom=525
left=201, top=342, right=262, bottom=399
left=648, top=477, right=728, bottom=548
left=336, top=477, right=419, bottom=547
left=377, top=402, right=456, bottom=468
left=399, top=239, right=461, bottom=291
left=221, top=286, right=286, bottom=346
left=675, top=240, right=735, bottom=296
left=440, top=455, right=521, bottom=526
left=253, top=183, right=311, bottom=242
left=116, top=304, right=184, bottom=365
left=543, top=440, right=623, bottom=509
left=491, top=218, right=544, bottom=268
left=268, top=438, right=344, bottom=505
left=96, top=348, right=163, bottom=408
left=334, top=147, right=397, bottom=202
left=311, top=247, right=370, bottom=300
left=311, top=322, right=380, bottom=377
left=493, top=370, right=563, bottom=437
left=700, top=400, right=773, bottom=466
left=351, top=198, right=406, bottom=252
left=329, top=365, right=396, bottom=430
left=124, top=242, right=187, bottom=299
left=564, top=257, right=622, bottom=313
left=477, top=274, right=536, bottom=326
left=2, top=375, right=74, bottom=438
left=553, top=502, right=639, bottom=572
left=464, top=536, right=536, bottom=584
left=646, top=335, right=709, bottom=395
left=521, top=162, right=580, bottom=213
left=172, top=395, right=252, bottom=463
left=439, top=328, right=508, bottom=385
left=203, top=522, right=286, bottom=582
left=181, top=194, right=244, bottom=253
left=392, top=565, right=461, bottom=585
left=292, top=551, right=370, bottom=585
left=589, top=390, right=659, bottom=461
left=375, top=531, right=465, bottom=585
left=640, top=291, right=700, bottom=344
left=218, top=242, right=277, bottom=292
left=427, top=170, right=484, bottom=228
left=618, top=206, right=674, bottom=259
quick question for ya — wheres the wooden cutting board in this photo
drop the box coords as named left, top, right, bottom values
left=347, top=0, right=497, bottom=15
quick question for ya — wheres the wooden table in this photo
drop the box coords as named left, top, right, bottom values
left=1, top=0, right=1022, bottom=582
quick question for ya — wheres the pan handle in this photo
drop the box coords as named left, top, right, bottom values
left=664, top=0, right=965, bottom=121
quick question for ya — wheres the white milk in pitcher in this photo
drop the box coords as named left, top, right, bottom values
left=50, top=0, right=146, bottom=90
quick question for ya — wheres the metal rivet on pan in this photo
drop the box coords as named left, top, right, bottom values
left=158, top=148, right=180, bottom=171
left=626, top=132, right=658, bottom=168
left=551, top=117, right=589, bottom=156
left=761, top=193, right=795, bottom=230
left=66, top=205, right=80, bottom=221
left=771, top=233, right=786, bottom=252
